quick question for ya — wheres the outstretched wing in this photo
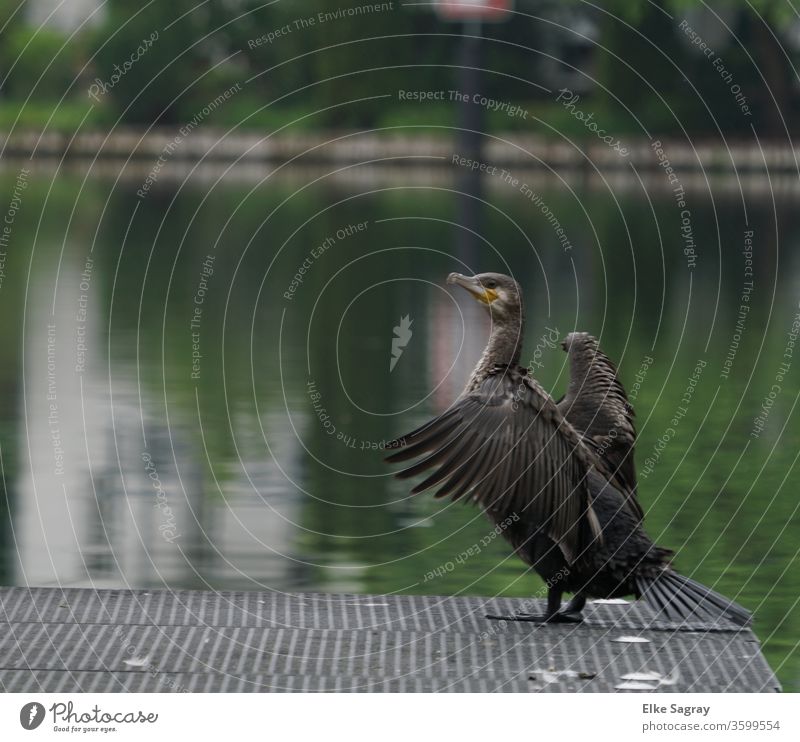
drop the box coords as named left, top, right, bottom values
left=386, top=368, right=601, bottom=564
left=557, top=333, right=641, bottom=519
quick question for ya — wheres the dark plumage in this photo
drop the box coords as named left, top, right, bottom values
left=386, top=272, right=750, bottom=627
left=557, top=331, right=642, bottom=520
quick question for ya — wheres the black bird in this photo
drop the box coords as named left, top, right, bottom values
left=386, top=272, right=750, bottom=626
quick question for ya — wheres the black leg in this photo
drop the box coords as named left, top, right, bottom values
left=485, top=587, right=582, bottom=624
left=564, top=593, right=586, bottom=613
left=559, top=593, right=586, bottom=622
left=545, top=586, right=563, bottom=618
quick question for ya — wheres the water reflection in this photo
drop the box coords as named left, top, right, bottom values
left=0, top=164, right=797, bottom=688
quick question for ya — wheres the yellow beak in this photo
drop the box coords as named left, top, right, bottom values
left=447, top=273, right=498, bottom=304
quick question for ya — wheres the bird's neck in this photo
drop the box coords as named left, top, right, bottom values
left=466, top=314, right=524, bottom=391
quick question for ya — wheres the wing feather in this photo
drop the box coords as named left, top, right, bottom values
left=558, top=334, right=642, bottom=520
left=384, top=412, right=462, bottom=463
left=387, top=368, right=602, bottom=562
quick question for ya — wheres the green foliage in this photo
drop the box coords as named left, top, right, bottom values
left=0, top=99, right=108, bottom=130
left=1, top=0, right=799, bottom=137
left=668, top=0, right=798, bottom=27
left=578, top=0, right=796, bottom=28
left=87, top=0, right=218, bottom=124
left=0, top=23, right=82, bottom=101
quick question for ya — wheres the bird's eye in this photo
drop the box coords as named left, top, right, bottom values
left=483, top=280, right=497, bottom=289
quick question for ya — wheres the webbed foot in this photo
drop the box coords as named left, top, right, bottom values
left=485, top=612, right=546, bottom=623
left=485, top=610, right=583, bottom=624
left=551, top=610, right=583, bottom=624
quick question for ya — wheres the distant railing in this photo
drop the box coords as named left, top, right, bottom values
left=1, top=129, right=796, bottom=172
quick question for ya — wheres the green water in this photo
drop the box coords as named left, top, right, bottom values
left=0, top=165, right=797, bottom=690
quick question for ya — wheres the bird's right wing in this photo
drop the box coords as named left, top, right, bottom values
left=386, top=369, right=602, bottom=564
left=558, top=334, right=642, bottom=520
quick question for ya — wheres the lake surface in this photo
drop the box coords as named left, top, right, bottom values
left=0, top=160, right=797, bottom=690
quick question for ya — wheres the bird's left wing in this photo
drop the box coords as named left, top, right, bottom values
left=386, top=368, right=602, bottom=563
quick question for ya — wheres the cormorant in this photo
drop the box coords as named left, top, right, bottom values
left=386, top=272, right=750, bottom=626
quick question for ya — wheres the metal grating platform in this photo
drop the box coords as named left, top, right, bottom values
left=0, top=587, right=780, bottom=693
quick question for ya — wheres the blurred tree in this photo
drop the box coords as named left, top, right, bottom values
left=232, top=1, right=462, bottom=128
left=1, top=0, right=799, bottom=137
left=0, top=1, right=81, bottom=102
left=89, top=0, right=221, bottom=124
left=0, top=0, right=24, bottom=98
left=595, top=0, right=800, bottom=135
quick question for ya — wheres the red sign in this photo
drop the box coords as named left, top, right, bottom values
left=435, top=0, right=514, bottom=22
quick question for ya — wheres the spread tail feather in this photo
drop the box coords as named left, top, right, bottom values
left=637, top=571, right=751, bottom=627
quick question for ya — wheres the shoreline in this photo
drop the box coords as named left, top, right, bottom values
left=2, top=155, right=797, bottom=199
left=1, top=129, right=797, bottom=173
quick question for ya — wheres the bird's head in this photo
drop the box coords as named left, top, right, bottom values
left=447, top=272, right=522, bottom=321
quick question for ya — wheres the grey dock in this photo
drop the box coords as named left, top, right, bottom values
left=0, top=587, right=779, bottom=693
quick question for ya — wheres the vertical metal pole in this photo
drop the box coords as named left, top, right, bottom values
left=456, top=19, right=484, bottom=165
left=455, top=20, right=484, bottom=263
